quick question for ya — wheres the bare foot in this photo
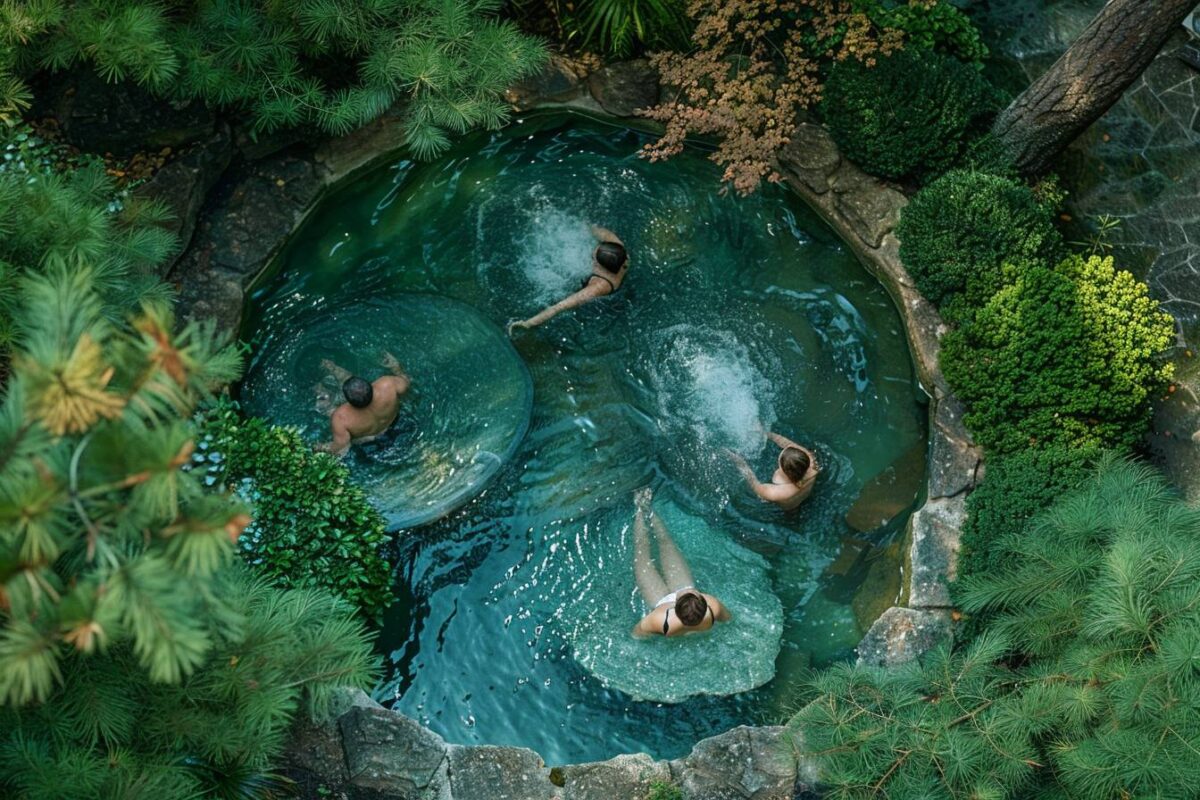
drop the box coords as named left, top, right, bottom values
left=634, top=486, right=653, bottom=510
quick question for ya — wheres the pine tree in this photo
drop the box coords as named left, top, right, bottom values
left=0, top=146, right=175, bottom=361
left=793, top=457, right=1200, bottom=799
left=0, top=0, right=547, bottom=156
left=0, top=145, right=380, bottom=795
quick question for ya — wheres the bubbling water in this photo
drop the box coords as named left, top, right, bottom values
left=245, top=115, right=928, bottom=764
left=656, top=328, right=777, bottom=456
left=475, top=188, right=610, bottom=313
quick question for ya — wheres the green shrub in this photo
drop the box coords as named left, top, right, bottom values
left=941, top=254, right=1175, bottom=454
left=199, top=398, right=394, bottom=622
left=794, top=458, right=1200, bottom=799
left=821, top=48, right=1001, bottom=183
left=896, top=170, right=1063, bottom=313
left=870, top=0, right=988, bottom=64
left=0, top=0, right=546, bottom=153
left=647, top=779, right=684, bottom=800
left=954, top=445, right=1100, bottom=642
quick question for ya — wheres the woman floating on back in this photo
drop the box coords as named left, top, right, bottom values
left=629, top=487, right=732, bottom=638
left=508, top=224, right=627, bottom=335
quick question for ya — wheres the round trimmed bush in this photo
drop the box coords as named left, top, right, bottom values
left=896, top=170, right=1063, bottom=313
left=941, top=255, right=1175, bottom=454
left=821, top=48, right=1001, bottom=183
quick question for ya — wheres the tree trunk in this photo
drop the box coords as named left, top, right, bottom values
left=992, top=0, right=1196, bottom=175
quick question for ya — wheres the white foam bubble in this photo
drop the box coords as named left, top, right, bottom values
left=651, top=325, right=777, bottom=454
left=475, top=187, right=596, bottom=305
left=517, top=208, right=595, bottom=303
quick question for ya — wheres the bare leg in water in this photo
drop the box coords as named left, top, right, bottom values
left=633, top=488, right=669, bottom=607
left=651, top=512, right=695, bottom=592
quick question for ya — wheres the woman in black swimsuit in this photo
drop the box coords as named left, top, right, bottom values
left=507, top=225, right=628, bottom=335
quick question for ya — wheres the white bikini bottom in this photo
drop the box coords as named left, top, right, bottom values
left=654, top=585, right=695, bottom=608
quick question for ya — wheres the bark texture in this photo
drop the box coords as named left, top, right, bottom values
left=992, top=0, right=1196, bottom=175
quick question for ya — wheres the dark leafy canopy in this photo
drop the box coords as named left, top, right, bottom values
left=941, top=254, right=1174, bottom=454
left=896, top=169, right=1063, bottom=315
left=796, top=458, right=1200, bottom=800
left=821, top=48, right=1002, bottom=184
left=0, top=0, right=547, bottom=155
left=198, top=398, right=394, bottom=622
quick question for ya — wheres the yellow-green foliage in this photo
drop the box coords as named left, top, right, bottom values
left=942, top=255, right=1174, bottom=453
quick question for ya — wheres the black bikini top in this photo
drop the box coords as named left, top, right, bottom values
left=582, top=272, right=618, bottom=293
left=662, top=602, right=716, bottom=635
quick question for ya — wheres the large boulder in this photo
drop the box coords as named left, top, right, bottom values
left=339, top=706, right=451, bottom=798
left=505, top=55, right=587, bottom=110
left=779, top=124, right=842, bottom=195
left=170, top=152, right=324, bottom=334
left=671, top=726, right=805, bottom=800
left=586, top=60, right=660, bottom=117
left=552, top=753, right=671, bottom=800
left=447, top=745, right=554, bottom=800
left=856, top=606, right=953, bottom=668
left=135, top=126, right=233, bottom=274
left=34, top=69, right=215, bottom=157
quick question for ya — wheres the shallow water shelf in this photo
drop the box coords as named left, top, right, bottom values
left=241, top=293, right=533, bottom=529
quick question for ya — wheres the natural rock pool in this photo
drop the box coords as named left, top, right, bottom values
left=242, top=114, right=927, bottom=763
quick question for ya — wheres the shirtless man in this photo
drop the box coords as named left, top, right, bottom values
left=508, top=225, right=628, bottom=335
left=315, top=351, right=410, bottom=456
left=726, top=431, right=819, bottom=510
left=630, top=487, right=732, bottom=638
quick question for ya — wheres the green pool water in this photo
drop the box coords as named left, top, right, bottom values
left=242, top=114, right=927, bottom=763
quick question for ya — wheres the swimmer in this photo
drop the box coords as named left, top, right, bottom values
left=507, top=224, right=628, bottom=335
left=630, top=487, right=732, bottom=638
left=725, top=431, right=819, bottom=510
left=315, top=351, right=410, bottom=456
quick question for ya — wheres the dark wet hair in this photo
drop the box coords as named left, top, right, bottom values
left=780, top=447, right=811, bottom=483
left=675, top=592, right=708, bottom=627
left=342, top=377, right=373, bottom=408
left=595, top=241, right=627, bottom=273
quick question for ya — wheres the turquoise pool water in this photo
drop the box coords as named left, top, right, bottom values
left=242, top=114, right=927, bottom=764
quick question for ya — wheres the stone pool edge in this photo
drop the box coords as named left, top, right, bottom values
left=161, top=55, right=981, bottom=799
left=284, top=686, right=819, bottom=799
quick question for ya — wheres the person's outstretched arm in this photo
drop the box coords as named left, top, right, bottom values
left=315, top=415, right=352, bottom=457
left=766, top=431, right=802, bottom=450
left=724, top=449, right=795, bottom=503
left=710, top=596, right=732, bottom=622
left=381, top=351, right=407, bottom=378
left=321, top=358, right=353, bottom=383
left=509, top=284, right=604, bottom=334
